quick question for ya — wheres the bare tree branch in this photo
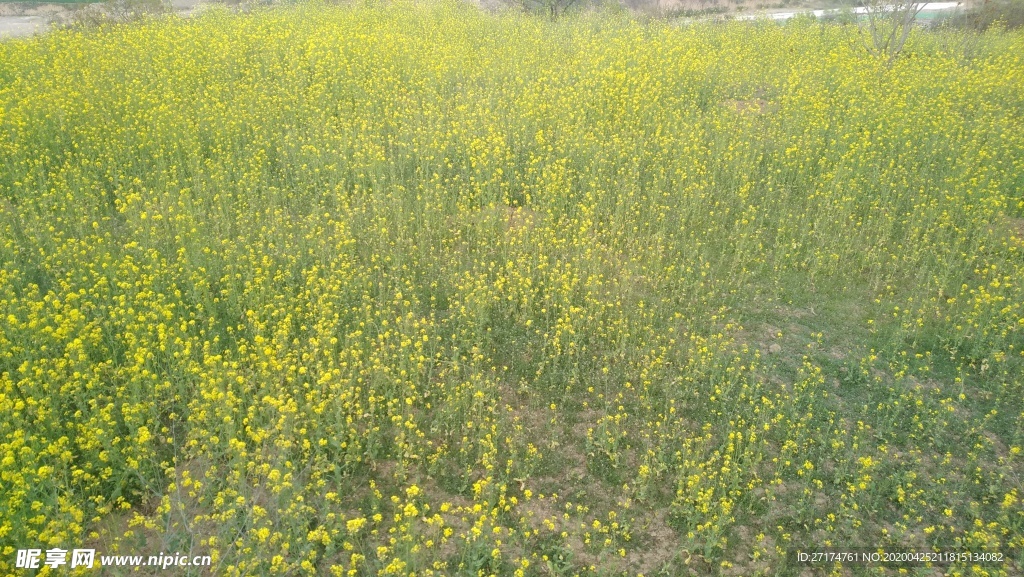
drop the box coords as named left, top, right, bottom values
left=857, top=0, right=925, bottom=64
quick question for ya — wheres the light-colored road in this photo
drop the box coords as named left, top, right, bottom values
left=0, top=0, right=202, bottom=39
left=735, top=1, right=963, bottom=21
left=0, top=13, right=48, bottom=36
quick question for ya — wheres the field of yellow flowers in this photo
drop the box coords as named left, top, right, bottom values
left=1, top=2, right=1023, bottom=575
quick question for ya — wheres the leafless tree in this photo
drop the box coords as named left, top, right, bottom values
left=520, top=0, right=583, bottom=20
left=858, top=0, right=927, bottom=64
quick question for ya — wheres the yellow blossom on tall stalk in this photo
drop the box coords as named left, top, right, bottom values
left=1, top=2, right=1023, bottom=575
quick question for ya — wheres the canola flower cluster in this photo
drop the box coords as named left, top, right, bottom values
left=1, top=3, right=1023, bottom=575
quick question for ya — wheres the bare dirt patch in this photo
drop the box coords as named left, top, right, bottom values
left=722, top=97, right=777, bottom=115
left=1002, top=216, right=1024, bottom=244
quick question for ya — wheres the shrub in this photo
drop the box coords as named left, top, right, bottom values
left=941, top=0, right=1024, bottom=31
left=63, top=0, right=171, bottom=28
